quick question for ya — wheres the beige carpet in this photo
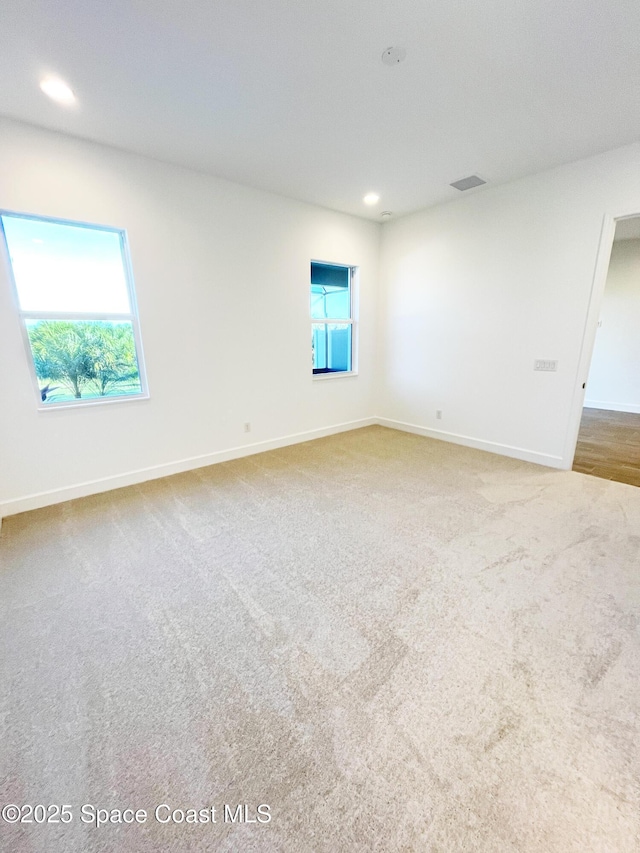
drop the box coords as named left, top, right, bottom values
left=1, top=426, right=639, bottom=853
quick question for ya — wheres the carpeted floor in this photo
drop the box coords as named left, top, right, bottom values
left=1, top=425, right=639, bottom=853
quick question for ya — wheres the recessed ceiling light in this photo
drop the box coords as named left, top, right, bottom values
left=39, top=77, right=76, bottom=105
left=363, top=193, right=380, bottom=205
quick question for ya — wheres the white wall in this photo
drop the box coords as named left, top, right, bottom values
left=378, top=143, right=640, bottom=468
left=0, top=118, right=380, bottom=516
left=585, top=237, right=640, bottom=414
left=4, top=119, right=640, bottom=519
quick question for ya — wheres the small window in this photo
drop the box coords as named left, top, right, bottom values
left=311, top=261, right=355, bottom=375
left=0, top=213, right=147, bottom=407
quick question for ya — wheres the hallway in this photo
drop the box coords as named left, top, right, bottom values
left=573, top=408, right=640, bottom=487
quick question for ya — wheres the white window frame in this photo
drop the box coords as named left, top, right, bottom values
left=311, top=260, right=358, bottom=380
left=0, top=210, right=149, bottom=410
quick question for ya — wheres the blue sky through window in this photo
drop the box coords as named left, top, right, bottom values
left=1, top=215, right=130, bottom=314
left=310, top=285, right=350, bottom=320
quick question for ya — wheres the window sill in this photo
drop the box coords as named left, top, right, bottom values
left=37, top=392, right=150, bottom=412
left=312, top=371, right=358, bottom=381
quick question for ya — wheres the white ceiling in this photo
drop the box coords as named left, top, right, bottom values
left=1, top=0, right=640, bottom=221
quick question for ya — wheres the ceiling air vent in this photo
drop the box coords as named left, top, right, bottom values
left=450, top=175, right=486, bottom=191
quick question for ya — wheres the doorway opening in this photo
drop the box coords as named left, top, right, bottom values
left=572, top=216, right=640, bottom=486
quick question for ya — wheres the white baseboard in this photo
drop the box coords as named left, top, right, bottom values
left=377, top=418, right=565, bottom=469
left=584, top=400, right=640, bottom=414
left=0, top=415, right=569, bottom=524
left=0, top=417, right=376, bottom=521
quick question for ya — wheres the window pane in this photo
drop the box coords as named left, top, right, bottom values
left=310, top=284, right=350, bottom=320
left=311, top=262, right=349, bottom=287
left=26, top=319, right=142, bottom=403
left=1, top=215, right=131, bottom=313
left=312, top=323, right=352, bottom=373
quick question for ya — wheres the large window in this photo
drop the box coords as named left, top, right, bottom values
left=311, top=261, right=355, bottom=375
left=0, top=212, right=147, bottom=407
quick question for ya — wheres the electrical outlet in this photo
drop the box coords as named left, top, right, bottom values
left=436, top=410, right=442, bottom=420
left=244, top=422, right=251, bottom=433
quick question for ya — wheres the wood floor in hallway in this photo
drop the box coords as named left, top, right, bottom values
left=573, top=407, right=640, bottom=487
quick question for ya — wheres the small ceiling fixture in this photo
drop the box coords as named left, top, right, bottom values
left=381, top=47, right=406, bottom=66
left=363, top=193, right=380, bottom=205
left=381, top=211, right=392, bottom=219
left=450, top=175, right=486, bottom=191
left=40, top=76, right=76, bottom=105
